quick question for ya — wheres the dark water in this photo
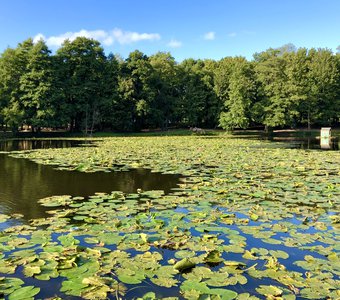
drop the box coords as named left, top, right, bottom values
left=0, top=140, right=181, bottom=220
left=233, top=130, right=340, bottom=150
left=0, top=139, right=89, bottom=152
left=269, top=135, right=339, bottom=150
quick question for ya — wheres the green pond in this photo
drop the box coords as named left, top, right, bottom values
left=0, top=135, right=339, bottom=300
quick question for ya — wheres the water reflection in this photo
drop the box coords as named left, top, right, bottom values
left=232, top=130, right=340, bottom=150
left=0, top=140, right=181, bottom=220
left=0, top=139, right=87, bottom=152
left=273, top=136, right=339, bottom=150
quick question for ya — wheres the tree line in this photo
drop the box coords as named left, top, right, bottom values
left=0, top=37, right=339, bottom=133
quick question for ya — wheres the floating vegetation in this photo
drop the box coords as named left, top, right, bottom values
left=1, top=136, right=340, bottom=299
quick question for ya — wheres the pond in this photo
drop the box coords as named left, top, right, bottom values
left=0, top=140, right=181, bottom=220
left=0, top=136, right=338, bottom=300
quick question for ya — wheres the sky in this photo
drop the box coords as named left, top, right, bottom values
left=0, top=0, right=339, bottom=61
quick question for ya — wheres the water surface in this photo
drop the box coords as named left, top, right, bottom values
left=233, top=130, right=340, bottom=150
left=0, top=139, right=88, bottom=152
left=0, top=140, right=181, bottom=220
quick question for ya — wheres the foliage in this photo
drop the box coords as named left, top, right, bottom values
left=218, top=57, right=257, bottom=130
left=0, top=39, right=340, bottom=132
left=56, top=37, right=108, bottom=132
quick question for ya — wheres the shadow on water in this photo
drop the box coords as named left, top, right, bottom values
left=232, top=130, right=340, bottom=150
left=0, top=139, right=90, bottom=152
left=0, top=140, right=182, bottom=220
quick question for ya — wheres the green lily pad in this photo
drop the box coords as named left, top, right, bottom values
left=173, top=258, right=196, bottom=271
left=204, top=250, right=224, bottom=264
left=118, top=274, right=143, bottom=284
left=8, top=286, right=40, bottom=300
left=255, top=285, right=282, bottom=297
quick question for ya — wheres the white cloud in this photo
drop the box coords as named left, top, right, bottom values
left=204, top=31, right=215, bottom=40
left=167, top=39, right=182, bottom=48
left=33, top=28, right=161, bottom=47
left=110, top=29, right=160, bottom=44
left=228, top=32, right=237, bottom=38
left=33, top=33, right=45, bottom=43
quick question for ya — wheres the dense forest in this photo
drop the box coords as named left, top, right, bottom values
left=0, top=37, right=339, bottom=133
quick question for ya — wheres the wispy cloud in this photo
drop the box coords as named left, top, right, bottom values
left=33, top=28, right=161, bottom=47
left=204, top=31, right=215, bottom=40
left=167, top=39, right=182, bottom=48
left=227, top=32, right=237, bottom=38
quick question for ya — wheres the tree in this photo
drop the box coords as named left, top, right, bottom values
left=98, top=53, right=120, bottom=130
left=200, top=59, right=220, bottom=127
left=307, top=48, right=340, bottom=125
left=277, top=43, right=297, bottom=54
left=176, top=59, right=206, bottom=127
left=176, top=59, right=217, bottom=127
left=0, top=39, right=34, bottom=131
left=19, top=39, right=56, bottom=131
left=0, top=47, right=20, bottom=130
left=56, top=37, right=107, bottom=132
left=1, top=36, right=339, bottom=132
left=149, top=52, right=178, bottom=129
left=218, top=57, right=256, bottom=130
left=115, top=50, right=155, bottom=131
left=284, top=48, right=311, bottom=128
left=254, top=49, right=296, bottom=129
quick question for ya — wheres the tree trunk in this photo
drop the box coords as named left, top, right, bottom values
left=307, top=108, right=311, bottom=130
left=85, top=106, right=88, bottom=137
left=90, top=108, right=96, bottom=137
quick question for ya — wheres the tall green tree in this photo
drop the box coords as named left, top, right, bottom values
left=149, top=52, right=178, bottom=129
left=56, top=37, right=107, bottom=132
left=284, top=48, right=311, bottom=128
left=218, top=57, right=256, bottom=130
left=0, top=39, right=34, bottom=131
left=115, top=50, right=155, bottom=131
left=19, top=39, right=56, bottom=131
left=177, top=59, right=217, bottom=127
left=254, top=49, right=296, bottom=129
left=176, top=59, right=206, bottom=127
left=307, top=48, right=340, bottom=126
left=0, top=47, right=19, bottom=129
left=98, top=53, right=120, bottom=130
left=201, top=59, right=220, bottom=127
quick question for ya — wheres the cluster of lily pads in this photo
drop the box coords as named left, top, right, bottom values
left=1, top=135, right=339, bottom=299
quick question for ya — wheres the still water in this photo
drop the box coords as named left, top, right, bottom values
left=0, top=140, right=181, bottom=220
left=0, top=139, right=90, bottom=152
left=233, top=130, right=340, bottom=150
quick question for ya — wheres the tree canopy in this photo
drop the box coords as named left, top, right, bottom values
left=0, top=38, right=339, bottom=132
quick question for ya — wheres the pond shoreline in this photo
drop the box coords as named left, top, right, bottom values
left=1, top=126, right=340, bottom=139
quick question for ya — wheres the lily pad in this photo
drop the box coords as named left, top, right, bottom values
left=8, top=286, right=40, bottom=300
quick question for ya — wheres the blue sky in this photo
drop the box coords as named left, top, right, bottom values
left=0, top=0, right=339, bottom=61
